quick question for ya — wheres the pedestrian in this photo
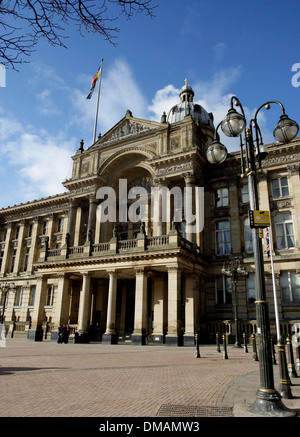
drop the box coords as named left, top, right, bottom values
left=61, top=325, right=69, bottom=343
left=57, top=325, right=62, bottom=343
left=66, top=324, right=70, bottom=343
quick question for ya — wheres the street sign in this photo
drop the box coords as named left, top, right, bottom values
left=249, top=210, right=270, bottom=228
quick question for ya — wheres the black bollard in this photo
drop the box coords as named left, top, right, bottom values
left=278, top=337, right=293, bottom=399
left=222, top=333, right=228, bottom=359
left=194, top=333, right=200, bottom=358
left=243, top=332, right=248, bottom=353
left=216, top=332, right=221, bottom=353
left=251, top=333, right=258, bottom=361
left=287, top=335, right=298, bottom=378
left=271, top=334, right=277, bottom=365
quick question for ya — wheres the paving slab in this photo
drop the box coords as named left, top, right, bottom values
left=0, top=338, right=299, bottom=422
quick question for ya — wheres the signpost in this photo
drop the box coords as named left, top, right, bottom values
left=249, top=210, right=270, bottom=229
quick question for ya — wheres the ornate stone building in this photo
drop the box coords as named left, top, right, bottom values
left=0, top=82, right=299, bottom=345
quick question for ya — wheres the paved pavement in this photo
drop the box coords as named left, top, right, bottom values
left=0, top=337, right=300, bottom=423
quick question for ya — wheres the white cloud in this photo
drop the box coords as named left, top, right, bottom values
left=36, top=89, right=62, bottom=116
left=148, top=84, right=180, bottom=121
left=146, top=67, right=245, bottom=151
left=70, top=58, right=148, bottom=145
left=1, top=59, right=270, bottom=209
left=0, top=108, right=75, bottom=207
left=213, top=42, right=228, bottom=64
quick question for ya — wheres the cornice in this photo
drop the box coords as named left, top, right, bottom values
left=0, top=193, right=69, bottom=222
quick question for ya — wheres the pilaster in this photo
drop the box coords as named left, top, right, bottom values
left=28, top=275, right=48, bottom=341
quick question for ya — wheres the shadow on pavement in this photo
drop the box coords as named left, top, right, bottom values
left=0, top=366, right=67, bottom=375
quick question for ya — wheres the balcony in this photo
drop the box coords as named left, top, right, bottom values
left=38, top=230, right=201, bottom=266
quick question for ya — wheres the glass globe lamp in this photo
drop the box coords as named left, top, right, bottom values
left=221, top=108, right=246, bottom=137
left=206, top=141, right=228, bottom=164
left=273, top=114, right=299, bottom=143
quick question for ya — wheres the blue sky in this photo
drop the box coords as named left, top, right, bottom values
left=0, top=0, right=300, bottom=209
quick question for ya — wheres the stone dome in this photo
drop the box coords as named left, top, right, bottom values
left=166, top=80, right=214, bottom=127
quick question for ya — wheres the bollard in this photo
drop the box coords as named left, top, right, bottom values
left=194, top=333, right=200, bottom=358
left=243, top=332, right=248, bottom=353
left=222, top=333, right=228, bottom=359
left=278, top=337, right=293, bottom=399
left=287, top=335, right=298, bottom=378
left=271, top=334, right=277, bottom=365
left=251, top=333, right=258, bottom=361
left=216, top=332, right=221, bottom=353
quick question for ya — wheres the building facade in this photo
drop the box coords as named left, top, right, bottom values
left=0, top=82, right=299, bottom=345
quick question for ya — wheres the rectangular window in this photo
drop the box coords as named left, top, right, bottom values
left=241, top=184, right=249, bottom=203
left=216, top=276, right=232, bottom=304
left=15, top=227, right=20, bottom=240
left=0, top=251, right=3, bottom=271
left=280, top=271, right=300, bottom=304
left=247, top=273, right=256, bottom=304
left=57, top=218, right=64, bottom=233
left=46, top=285, right=54, bottom=306
left=42, top=221, right=48, bottom=235
left=10, top=249, right=16, bottom=273
left=0, top=289, right=4, bottom=306
left=2, top=229, right=7, bottom=242
left=216, top=221, right=231, bottom=255
left=28, top=224, right=33, bottom=238
left=244, top=217, right=253, bottom=253
left=14, top=286, right=23, bottom=307
left=272, top=177, right=289, bottom=199
left=215, top=188, right=229, bottom=207
left=29, top=285, right=36, bottom=307
left=23, top=248, right=30, bottom=272
left=275, top=212, right=295, bottom=249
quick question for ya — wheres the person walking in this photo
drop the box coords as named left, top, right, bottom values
left=57, top=325, right=62, bottom=343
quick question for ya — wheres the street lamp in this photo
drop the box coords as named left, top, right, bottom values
left=222, top=258, right=247, bottom=348
left=0, top=282, right=16, bottom=324
left=207, top=96, right=298, bottom=417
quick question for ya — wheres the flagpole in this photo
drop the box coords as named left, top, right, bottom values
left=93, top=58, right=103, bottom=144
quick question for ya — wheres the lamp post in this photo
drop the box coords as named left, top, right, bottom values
left=207, top=96, right=298, bottom=417
left=0, top=282, right=16, bottom=324
left=222, top=258, right=247, bottom=348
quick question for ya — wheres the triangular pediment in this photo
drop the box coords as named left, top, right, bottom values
left=90, top=113, right=163, bottom=149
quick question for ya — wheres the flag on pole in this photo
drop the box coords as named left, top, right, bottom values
left=86, top=63, right=102, bottom=99
left=266, top=227, right=270, bottom=257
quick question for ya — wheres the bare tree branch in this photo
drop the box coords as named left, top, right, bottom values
left=0, top=0, right=157, bottom=69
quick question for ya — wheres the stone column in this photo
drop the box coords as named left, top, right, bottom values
left=28, top=275, right=48, bottom=341
left=77, top=272, right=91, bottom=342
left=66, top=199, right=78, bottom=247
left=184, top=272, right=197, bottom=345
left=13, top=220, right=26, bottom=274
left=51, top=274, right=70, bottom=341
left=184, top=173, right=196, bottom=243
left=132, top=268, right=148, bottom=345
left=152, top=178, right=165, bottom=236
left=0, top=222, right=12, bottom=276
left=151, top=274, right=165, bottom=344
left=26, top=218, right=40, bottom=274
left=102, top=270, right=118, bottom=344
left=166, top=266, right=182, bottom=346
left=86, top=195, right=98, bottom=243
